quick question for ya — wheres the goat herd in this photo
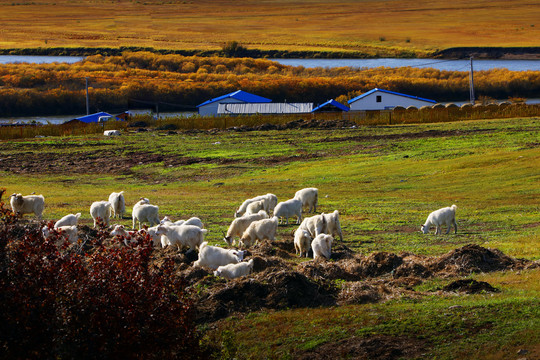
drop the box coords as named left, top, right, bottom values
left=7, top=189, right=458, bottom=280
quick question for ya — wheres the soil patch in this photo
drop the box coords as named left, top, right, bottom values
left=443, top=279, right=500, bottom=294
left=295, top=335, right=427, bottom=360
left=9, top=222, right=536, bottom=325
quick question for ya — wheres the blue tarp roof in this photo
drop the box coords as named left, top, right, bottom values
left=348, top=88, right=437, bottom=104
left=73, top=112, right=117, bottom=123
left=197, top=90, right=272, bottom=108
left=312, top=99, right=350, bottom=112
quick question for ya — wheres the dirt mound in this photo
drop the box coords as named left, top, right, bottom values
left=194, top=268, right=335, bottom=323
left=429, top=244, right=528, bottom=276
left=443, top=279, right=500, bottom=294
left=295, top=335, right=427, bottom=360
left=249, top=239, right=294, bottom=259
left=297, top=251, right=405, bottom=282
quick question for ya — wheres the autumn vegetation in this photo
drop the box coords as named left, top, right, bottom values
left=1, top=52, right=540, bottom=117
left=1, top=0, right=539, bottom=55
left=0, top=191, right=204, bottom=359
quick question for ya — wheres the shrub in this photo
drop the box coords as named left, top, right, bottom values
left=0, top=192, right=202, bottom=359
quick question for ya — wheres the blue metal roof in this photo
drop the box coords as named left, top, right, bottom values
left=348, top=88, right=436, bottom=104
left=312, top=99, right=350, bottom=112
left=197, top=90, right=272, bottom=108
left=73, top=112, right=117, bottom=123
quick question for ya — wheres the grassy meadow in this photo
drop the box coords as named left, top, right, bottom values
left=0, top=0, right=539, bottom=55
left=1, top=116, right=539, bottom=358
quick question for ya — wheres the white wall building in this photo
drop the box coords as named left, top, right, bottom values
left=348, top=88, right=436, bottom=111
left=197, top=90, right=272, bottom=116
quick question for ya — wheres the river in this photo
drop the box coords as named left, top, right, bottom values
left=1, top=55, right=540, bottom=71
left=271, top=58, right=540, bottom=72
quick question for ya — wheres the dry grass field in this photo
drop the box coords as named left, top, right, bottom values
left=0, top=0, right=539, bottom=54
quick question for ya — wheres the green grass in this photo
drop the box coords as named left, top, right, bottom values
left=1, top=116, right=539, bottom=359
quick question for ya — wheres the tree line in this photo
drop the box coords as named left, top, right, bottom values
left=0, top=52, right=539, bottom=116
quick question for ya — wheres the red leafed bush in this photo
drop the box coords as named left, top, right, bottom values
left=0, top=189, right=202, bottom=359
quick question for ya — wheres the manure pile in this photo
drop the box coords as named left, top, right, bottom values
left=153, top=240, right=538, bottom=324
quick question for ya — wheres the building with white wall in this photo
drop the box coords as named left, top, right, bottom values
left=197, top=90, right=272, bottom=116
left=348, top=88, right=436, bottom=111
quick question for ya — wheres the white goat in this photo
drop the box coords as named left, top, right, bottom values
left=311, top=234, right=333, bottom=260
left=9, top=193, right=45, bottom=219
left=42, top=225, right=78, bottom=244
left=294, top=228, right=312, bottom=258
left=298, top=214, right=326, bottom=238
left=214, top=259, right=254, bottom=280
left=155, top=224, right=207, bottom=252
left=421, top=205, right=458, bottom=235
left=138, top=225, right=162, bottom=247
left=273, top=198, right=303, bottom=225
left=54, top=213, right=81, bottom=228
left=103, top=130, right=121, bottom=136
left=294, top=187, right=318, bottom=213
left=245, top=200, right=265, bottom=215
left=132, top=199, right=159, bottom=230
left=90, top=201, right=112, bottom=228
left=160, top=216, right=203, bottom=228
left=234, top=193, right=278, bottom=217
left=108, top=191, right=126, bottom=219
left=240, top=216, right=279, bottom=248
left=323, top=210, right=343, bottom=241
left=193, top=242, right=244, bottom=270
left=224, top=210, right=269, bottom=246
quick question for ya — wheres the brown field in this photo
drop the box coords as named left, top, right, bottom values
left=0, top=0, right=539, bottom=54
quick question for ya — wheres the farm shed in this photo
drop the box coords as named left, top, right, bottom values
left=217, top=102, right=313, bottom=115
left=312, top=99, right=350, bottom=112
left=69, top=112, right=120, bottom=124
left=197, top=90, right=272, bottom=116
left=348, top=88, right=436, bottom=111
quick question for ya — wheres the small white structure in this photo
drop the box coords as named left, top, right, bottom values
left=197, top=90, right=272, bottom=116
left=348, top=88, right=436, bottom=111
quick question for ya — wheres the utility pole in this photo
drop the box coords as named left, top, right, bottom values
left=85, top=77, right=90, bottom=115
left=469, top=57, right=475, bottom=105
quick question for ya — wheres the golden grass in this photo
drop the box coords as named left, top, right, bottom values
left=0, top=0, right=539, bottom=53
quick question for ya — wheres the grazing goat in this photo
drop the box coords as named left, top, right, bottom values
left=323, top=210, right=343, bottom=241
left=10, top=193, right=45, bottom=219
left=214, top=259, right=254, bottom=280
left=245, top=200, right=265, bottom=215
left=298, top=214, right=326, bottom=238
left=294, top=228, right=312, bottom=257
left=224, top=210, right=268, bottom=246
left=155, top=224, right=207, bottom=252
left=421, top=205, right=458, bottom=235
left=311, top=234, right=333, bottom=260
left=54, top=213, right=81, bottom=228
left=193, top=242, right=244, bottom=270
left=273, top=199, right=303, bottom=225
left=108, top=191, right=126, bottom=219
left=294, top=187, right=318, bottom=213
left=42, top=225, right=78, bottom=244
left=90, top=201, right=112, bottom=228
left=234, top=193, right=278, bottom=217
left=132, top=199, right=159, bottom=230
left=161, top=216, right=203, bottom=228
left=240, top=216, right=279, bottom=248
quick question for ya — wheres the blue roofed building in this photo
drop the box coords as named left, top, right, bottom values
left=70, top=112, right=119, bottom=123
left=348, top=88, right=436, bottom=111
left=197, top=90, right=272, bottom=116
left=312, top=99, right=350, bottom=113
